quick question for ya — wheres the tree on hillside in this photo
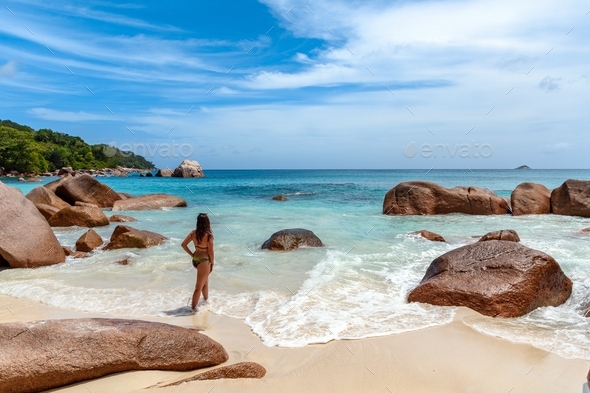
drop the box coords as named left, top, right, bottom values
left=0, top=125, right=48, bottom=172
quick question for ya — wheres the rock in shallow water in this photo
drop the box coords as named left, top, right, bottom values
left=412, top=230, right=446, bottom=242
left=478, top=229, right=520, bottom=242
left=0, top=318, right=228, bottom=393
left=75, top=229, right=103, bottom=252
left=383, top=181, right=510, bottom=215
left=551, top=179, right=590, bottom=217
left=109, top=214, right=137, bottom=222
left=408, top=240, right=572, bottom=317
left=172, top=159, right=204, bottom=178
left=111, top=194, right=187, bottom=211
left=104, top=225, right=167, bottom=249
left=48, top=205, right=109, bottom=227
left=262, top=228, right=323, bottom=251
left=54, top=174, right=121, bottom=208
left=510, top=182, right=551, bottom=215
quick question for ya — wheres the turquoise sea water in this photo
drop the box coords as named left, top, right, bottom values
left=1, top=170, right=589, bottom=357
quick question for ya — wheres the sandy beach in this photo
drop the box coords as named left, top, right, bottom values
left=1, top=294, right=587, bottom=393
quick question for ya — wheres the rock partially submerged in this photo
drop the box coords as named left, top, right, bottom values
left=383, top=181, right=510, bottom=215
left=109, top=214, right=137, bottom=222
left=551, top=179, right=590, bottom=217
left=172, top=160, right=204, bottom=178
left=272, top=195, right=288, bottom=201
left=62, top=247, right=88, bottom=259
left=0, top=182, right=65, bottom=268
left=48, top=206, right=110, bottom=228
left=155, top=168, right=173, bottom=177
left=55, top=174, right=121, bottom=208
left=262, top=229, right=323, bottom=251
left=162, top=362, right=266, bottom=386
left=408, top=240, right=572, bottom=317
left=75, top=229, right=103, bottom=252
left=478, top=229, right=520, bottom=243
left=111, top=194, right=187, bottom=211
left=412, top=230, right=446, bottom=242
left=510, top=182, right=551, bottom=215
left=0, top=318, right=228, bottom=393
left=104, top=225, right=167, bottom=250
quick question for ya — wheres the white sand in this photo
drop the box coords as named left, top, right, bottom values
left=1, top=294, right=588, bottom=393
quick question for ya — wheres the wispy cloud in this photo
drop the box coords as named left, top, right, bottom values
left=539, top=76, right=561, bottom=92
left=0, top=60, right=18, bottom=78
left=30, top=108, right=119, bottom=121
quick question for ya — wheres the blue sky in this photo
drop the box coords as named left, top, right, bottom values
left=1, top=0, right=589, bottom=169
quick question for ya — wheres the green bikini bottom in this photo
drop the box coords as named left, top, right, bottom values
left=192, top=256, right=210, bottom=268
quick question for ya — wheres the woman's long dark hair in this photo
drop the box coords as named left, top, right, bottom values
left=196, top=213, right=212, bottom=243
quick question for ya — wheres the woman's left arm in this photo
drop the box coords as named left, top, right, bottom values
left=208, top=235, right=215, bottom=272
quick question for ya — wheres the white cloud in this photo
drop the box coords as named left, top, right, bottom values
left=539, top=76, right=561, bottom=92
left=0, top=60, right=17, bottom=78
left=29, top=108, right=119, bottom=121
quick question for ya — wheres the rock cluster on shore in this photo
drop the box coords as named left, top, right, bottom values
left=0, top=173, right=186, bottom=268
left=383, top=179, right=590, bottom=217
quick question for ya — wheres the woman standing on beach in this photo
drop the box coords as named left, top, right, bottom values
left=181, top=213, right=214, bottom=311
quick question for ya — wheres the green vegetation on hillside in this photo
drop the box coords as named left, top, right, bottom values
left=0, top=120, right=155, bottom=173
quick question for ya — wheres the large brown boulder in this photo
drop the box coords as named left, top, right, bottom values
left=510, top=182, right=551, bottom=215
left=172, top=160, right=204, bottom=178
left=34, top=203, right=60, bottom=220
left=0, top=182, right=65, bottom=268
left=48, top=206, right=109, bottom=227
left=163, top=362, right=266, bottom=386
left=75, top=229, right=103, bottom=252
left=55, top=174, right=121, bottom=208
left=383, top=181, right=510, bottom=215
left=104, top=225, right=167, bottom=250
left=0, top=318, right=228, bottom=393
left=111, top=194, right=187, bottom=211
left=551, top=179, right=590, bottom=217
left=43, top=173, right=72, bottom=193
left=408, top=241, right=572, bottom=317
left=262, top=229, right=323, bottom=251
left=25, top=186, right=70, bottom=210
left=478, top=229, right=520, bottom=242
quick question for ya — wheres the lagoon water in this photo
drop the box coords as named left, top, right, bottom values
left=2, top=170, right=589, bottom=358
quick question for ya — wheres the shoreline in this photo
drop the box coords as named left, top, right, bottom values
left=2, top=294, right=588, bottom=392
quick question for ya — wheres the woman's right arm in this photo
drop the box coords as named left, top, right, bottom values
left=181, top=231, right=194, bottom=257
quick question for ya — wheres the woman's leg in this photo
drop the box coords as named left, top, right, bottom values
left=192, top=263, right=210, bottom=310
left=202, top=275, right=209, bottom=301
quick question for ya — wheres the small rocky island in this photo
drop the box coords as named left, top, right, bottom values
left=515, top=165, right=531, bottom=170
